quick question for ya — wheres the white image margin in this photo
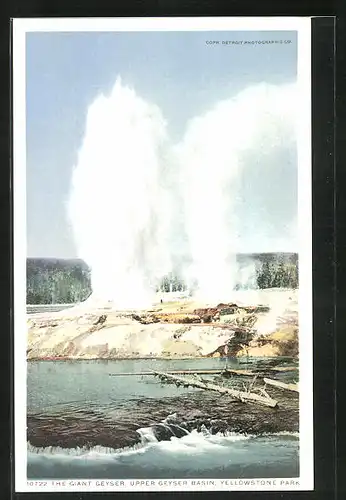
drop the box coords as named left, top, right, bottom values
left=12, top=16, right=313, bottom=493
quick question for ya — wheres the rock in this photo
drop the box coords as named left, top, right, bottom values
left=219, top=314, right=236, bottom=324
left=243, top=305, right=270, bottom=314
left=219, top=307, right=237, bottom=316
left=93, top=314, right=107, bottom=326
left=201, top=314, right=213, bottom=323
left=157, top=313, right=201, bottom=324
left=131, top=313, right=160, bottom=324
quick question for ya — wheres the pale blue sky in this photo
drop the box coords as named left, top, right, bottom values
left=26, top=30, right=297, bottom=257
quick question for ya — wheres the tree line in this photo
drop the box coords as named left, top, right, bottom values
left=26, top=259, right=91, bottom=304
left=26, top=254, right=298, bottom=304
left=256, top=260, right=298, bottom=289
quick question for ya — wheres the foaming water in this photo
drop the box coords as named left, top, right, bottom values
left=27, top=428, right=299, bottom=479
left=27, top=406, right=299, bottom=459
left=28, top=428, right=299, bottom=459
left=69, top=79, right=297, bottom=307
left=27, top=429, right=253, bottom=459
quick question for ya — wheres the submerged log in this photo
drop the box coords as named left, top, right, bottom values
left=270, top=366, right=298, bottom=372
left=152, top=370, right=278, bottom=408
left=222, top=369, right=258, bottom=377
left=109, top=369, right=255, bottom=377
left=108, top=366, right=298, bottom=377
left=263, top=377, right=299, bottom=393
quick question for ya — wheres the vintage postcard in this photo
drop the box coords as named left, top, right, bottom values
left=13, top=17, right=313, bottom=493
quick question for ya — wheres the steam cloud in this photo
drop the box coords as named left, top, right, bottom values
left=68, top=79, right=173, bottom=308
left=68, top=78, right=297, bottom=307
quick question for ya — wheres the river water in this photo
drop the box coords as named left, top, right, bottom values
left=27, top=358, right=299, bottom=479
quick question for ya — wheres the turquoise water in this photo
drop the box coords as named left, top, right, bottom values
left=27, top=359, right=299, bottom=479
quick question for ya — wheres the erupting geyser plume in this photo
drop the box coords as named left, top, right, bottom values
left=69, top=78, right=297, bottom=308
left=68, top=78, right=173, bottom=308
left=178, top=83, right=297, bottom=302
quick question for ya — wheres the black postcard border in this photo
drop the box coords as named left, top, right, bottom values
left=1, top=7, right=339, bottom=500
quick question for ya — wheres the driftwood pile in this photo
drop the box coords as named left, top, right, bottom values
left=152, top=368, right=299, bottom=409
left=153, top=370, right=278, bottom=407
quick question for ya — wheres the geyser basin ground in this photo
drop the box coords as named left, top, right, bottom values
left=27, top=288, right=298, bottom=360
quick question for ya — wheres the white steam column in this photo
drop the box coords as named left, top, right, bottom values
left=178, top=83, right=297, bottom=302
left=68, top=78, right=173, bottom=309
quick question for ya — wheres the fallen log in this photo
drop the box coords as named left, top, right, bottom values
left=270, top=366, right=298, bottom=372
left=109, top=369, right=258, bottom=377
left=263, top=377, right=299, bottom=393
left=152, top=370, right=278, bottom=408
left=108, top=366, right=298, bottom=378
left=223, top=369, right=259, bottom=377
